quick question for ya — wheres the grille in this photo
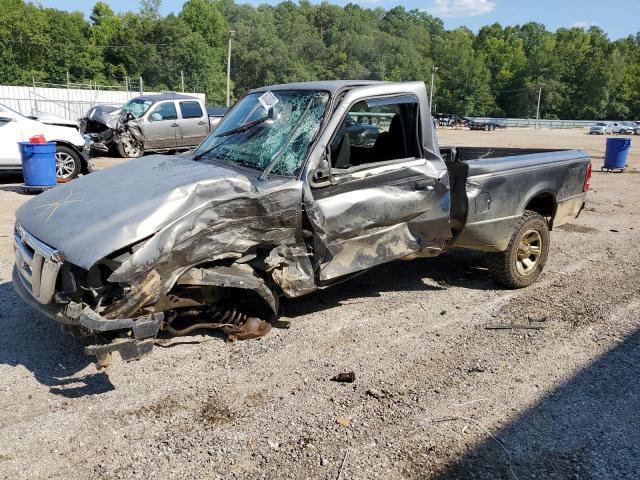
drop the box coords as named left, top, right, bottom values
left=13, top=223, right=62, bottom=305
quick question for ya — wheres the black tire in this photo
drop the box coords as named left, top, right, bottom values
left=487, top=210, right=550, bottom=289
left=55, top=145, right=82, bottom=180
left=116, top=138, right=144, bottom=158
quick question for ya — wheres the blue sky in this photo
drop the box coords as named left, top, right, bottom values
left=35, top=0, right=640, bottom=40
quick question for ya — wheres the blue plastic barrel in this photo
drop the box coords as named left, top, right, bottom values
left=18, top=142, right=57, bottom=187
left=604, top=138, right=631, bottom=170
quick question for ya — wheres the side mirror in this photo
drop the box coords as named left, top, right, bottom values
left=0, top=114, right=13, bottom=122
left=312, top=156, right=331, bottom=184
left=151, top=112, right=162, bottom=121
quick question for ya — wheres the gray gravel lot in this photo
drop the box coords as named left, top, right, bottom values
left=0, top=129, right=639, bottom=479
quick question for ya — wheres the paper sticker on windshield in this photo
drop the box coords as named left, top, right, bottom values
left=258, top=91, right=279, bottom=111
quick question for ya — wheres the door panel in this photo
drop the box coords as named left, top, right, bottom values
left=143, top=101, right=178, bottom=149
left=177, top=101, right=208, bottom=147
left=310, top=159, right=451, bottom=281
left=0, top=118, right=23, bottom=167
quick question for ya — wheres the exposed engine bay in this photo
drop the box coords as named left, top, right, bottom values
left=79, top=105, right=143, bottom=155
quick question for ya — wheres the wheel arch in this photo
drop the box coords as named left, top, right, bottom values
left=524, top=191, right=557, bottom=229
left=52, top=140, right=91, bottom=174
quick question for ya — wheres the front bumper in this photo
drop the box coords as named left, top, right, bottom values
left=13, top=223, right=163, bottom=366
left=80, top=142, right=95, bottom=173
left=14, top=267, right=163, bottom=365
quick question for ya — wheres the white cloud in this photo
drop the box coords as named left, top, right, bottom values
left=427, top=0, right=497, bottom=18
left=571, top=21, right=598, bottom=29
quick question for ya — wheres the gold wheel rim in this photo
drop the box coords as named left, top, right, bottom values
left=516, top=229, right=542, bottom=276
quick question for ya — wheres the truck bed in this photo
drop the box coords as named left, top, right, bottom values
left=439, top=146, right=591, bottom=252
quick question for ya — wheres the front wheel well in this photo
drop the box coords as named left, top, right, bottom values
left=52, top=140, right=90, bottom=174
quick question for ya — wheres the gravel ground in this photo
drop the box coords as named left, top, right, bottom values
left=0, top=128, right=639, bottom=479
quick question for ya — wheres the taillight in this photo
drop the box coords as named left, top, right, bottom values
left=583, top=162, right=592, bottom=192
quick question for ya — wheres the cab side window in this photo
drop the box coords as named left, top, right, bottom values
left=179, top=101, right=203, bottom=119
left=149, top=102, right=178, bottom=121
left=330, top=96, right=421, bottom=170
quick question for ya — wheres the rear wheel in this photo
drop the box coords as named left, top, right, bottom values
left=487, top=210, right=550, bottom=288
left=55, top=145, right=82, bottom=180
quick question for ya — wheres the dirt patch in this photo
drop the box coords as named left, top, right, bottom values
left=199, top=396, right=233, bottom=426
left=558, top=223, right=599, bottom=234
left=129, top=397, right=181, bottom=419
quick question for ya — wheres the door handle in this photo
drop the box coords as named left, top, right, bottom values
left=170, top=123, right=179, bottom=127
left=198, top=121, right=206, bottom=125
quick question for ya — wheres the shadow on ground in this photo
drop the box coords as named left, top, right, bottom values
left=0, top=171, right=25, bottom=191
left=0, top=281, right=114, bottom=398
left=282, top=249, right=496, bottom=317
left=423, top=327, right=640, bottom=479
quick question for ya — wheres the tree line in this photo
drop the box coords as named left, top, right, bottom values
left=1, top=0, right=639, bottom=120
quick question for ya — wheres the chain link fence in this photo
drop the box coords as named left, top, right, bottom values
left=0, top=81, right=205, bottom=121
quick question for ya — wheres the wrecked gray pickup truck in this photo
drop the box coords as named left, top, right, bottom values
left=13, top=81, right=591, bottom=366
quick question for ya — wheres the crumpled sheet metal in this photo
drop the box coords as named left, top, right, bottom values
left=265, top=245, right=316, bottom=297
left=303, top=160, right=451, bottom=282
left=177, top=265, right=279, bottom=315
left=16, top=156, right=279, bottom=270
left=108, top=175, right=311, bottom=305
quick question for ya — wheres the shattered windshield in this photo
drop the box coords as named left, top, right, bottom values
left=121, top=98, right=153, bottom=118
left=194, top=90, right=329, bottom=176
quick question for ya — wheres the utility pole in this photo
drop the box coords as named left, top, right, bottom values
left=536, top=83, right=545, bottom=129
left=139, top=76, right=144, bottom=95
left=181, top=71, right=185, bottom=93
left=226, top=30, right=236, bottom=107
left=429, top=65, right=438, bottom=115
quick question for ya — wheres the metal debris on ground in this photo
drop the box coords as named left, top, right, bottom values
left=484, top=324, right=546, bottom=330
left=331, top=372, right=356, bottom=383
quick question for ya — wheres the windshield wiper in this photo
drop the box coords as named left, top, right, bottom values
left=193, top=114, right=270, bottom=161
left=215, top=115, right=270, bottom=138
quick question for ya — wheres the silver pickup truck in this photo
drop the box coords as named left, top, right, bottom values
left=80, top=94, right=226, bottom=158
left=13, top=80, right=591, bottom=366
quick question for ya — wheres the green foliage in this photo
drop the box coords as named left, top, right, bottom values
left=0, top=0, right=638, bottom=119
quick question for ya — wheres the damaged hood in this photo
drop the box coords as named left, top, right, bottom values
left=16, top=155, right=275, bottom=269
left=82, top=105, right=122, bottom=129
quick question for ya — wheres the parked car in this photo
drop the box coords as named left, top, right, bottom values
left=589, top=122, right=613, bottom=135
left=435, top=113, right=467, bottom=127
left=13, top=80, right=591, bottom=366
left=344, top=115, right=379, bottom=147
left=0, top=103, right=92, bottom=180
left=80, top=94, right=224, bottom=158
left=468, top=119, right=499, bottom=131
left=611, top=122, right=635, bottom=135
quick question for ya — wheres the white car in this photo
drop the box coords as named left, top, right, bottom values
left=589, top=122, right=612, bottom=135
left=611, top=122, right=635, bottom=135
left=0, top=103, right=92, bottom=180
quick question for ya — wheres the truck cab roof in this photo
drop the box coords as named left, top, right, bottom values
left=134, top=93, right=201, bottom=102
